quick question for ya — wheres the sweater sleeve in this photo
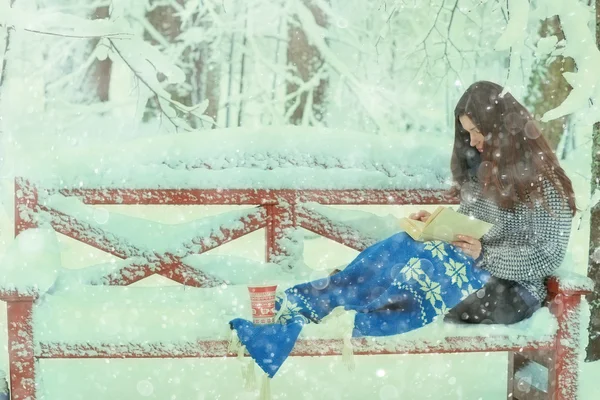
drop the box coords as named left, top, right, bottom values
left=480, top=180, right=573, bottom=281
left=456, top=200, right=470, bottom=216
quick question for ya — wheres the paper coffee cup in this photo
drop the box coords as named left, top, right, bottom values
left=247, top=284, right=278, bottom=324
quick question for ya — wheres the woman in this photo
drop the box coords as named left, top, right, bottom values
left=442, top=80, right=576, bottom=324
left=230, top=81, right=576, bottom=380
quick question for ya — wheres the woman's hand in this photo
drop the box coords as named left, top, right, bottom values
left=452, top=235, right=482, bottom=259
left=408, top=210, right=431, bottom=222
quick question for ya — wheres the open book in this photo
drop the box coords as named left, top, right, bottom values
left=399, top=206, right=493, bottom=242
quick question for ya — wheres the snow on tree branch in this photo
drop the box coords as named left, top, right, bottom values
left=292, top=0, right=392, bottom=133
left=1, top=6, right=213, bottom=131
left=1, top=8, right=132, bottom=39
left=107, top=36, right=212, bottom=131
left=531, top=0, right=600, bottom=125
left=493, top=0, right=528, bottom=51
left=377, top=0, right=482, bottom=90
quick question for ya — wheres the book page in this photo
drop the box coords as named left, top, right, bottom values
left=421, top=207, right=493, bottom=242
left=422, top=206, right=445, bottom=230
left=398, top=218, right=426, bottom=241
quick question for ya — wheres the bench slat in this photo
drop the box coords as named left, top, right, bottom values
left=547, top=273, right=594, bottom=297
left=37, top=336, right=555, bottom=359
left=0, top=289, right=37, bottom=301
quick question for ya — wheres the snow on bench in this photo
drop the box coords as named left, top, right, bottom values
left=44, top=193, right=266, bottom=256
left=15, top=127, right=452, bottom=190
left=298, top=202, right=401, bottom=250
left=31, top=283, right=559, bottom=360
left=0, top=226, right=591, bottom=359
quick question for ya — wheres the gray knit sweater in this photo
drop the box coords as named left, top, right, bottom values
left=457, top=171, right=573, bottom=302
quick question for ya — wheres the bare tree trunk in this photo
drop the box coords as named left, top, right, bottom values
left=189, top=40, right=221, bottom=128
left=586, top=0, right=600, bottom=362
left=144, top=1, right=185, bottom=121
left=237, top=6, right=248, bottom=127
left=286, top=0, right=329, bottom=125
left=525, top=16, right=575, bottom=150
left=0, top=0, right=17, bottom=91
left=85, top=6, right=112, bottom=102
left=183, top=4, right=221, bottom=128
left=204, top=52, right=220, bottom=124
left=225, top=30, right=236, bottom=127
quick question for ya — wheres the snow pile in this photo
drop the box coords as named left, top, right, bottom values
left=0, top=228, right=61, bottom=294
left=182, top=254, right=323, bottom=286
left=34, top=284, right=258, bottom=343
left=52, top=257, right=148, bottom=289
left=15, top=126, right=452, bottom=190
left=300, top=202, right=401, bottom=242
left=45, top=194, right=265, bottom=254
left=348, top=307, right=557, bottom=350
left=551, top=268, right=594, bottom=292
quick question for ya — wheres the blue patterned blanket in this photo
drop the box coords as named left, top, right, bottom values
left=230, top=232, right=490, bottom=378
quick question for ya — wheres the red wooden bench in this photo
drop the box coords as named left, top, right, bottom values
left=0, top=136, right=593, bottom=399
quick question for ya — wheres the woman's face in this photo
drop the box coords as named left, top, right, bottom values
left=459, top=114, right=484, bottom=153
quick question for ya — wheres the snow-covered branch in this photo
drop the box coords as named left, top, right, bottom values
left=2, top=5, right=214, bottom=131
left=532, top=0, right=600, bottom=124
left=1, top=9, right=133, bottom=39
left=292, top=0, right=393, bottom=132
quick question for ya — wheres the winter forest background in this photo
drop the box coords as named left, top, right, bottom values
left=1, top=0, right=600, bottom=399
left=1, top=0, right=588, bottom=142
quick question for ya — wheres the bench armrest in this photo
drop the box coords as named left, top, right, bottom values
left=547, top=270, right=594, bottom=297
left=0, top=288, right=38, bottom=302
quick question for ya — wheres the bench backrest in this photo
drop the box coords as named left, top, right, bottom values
left=15, top=174, right=458, bottom=288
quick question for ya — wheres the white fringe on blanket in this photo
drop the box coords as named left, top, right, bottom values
left=230, top=330, right=258, bottom=390
left=259, top=373, right=271, bottom=400
left=228, top=329, right=241, bottom=355
left=243, top=360, right=256, bottom=391
left=342, top=335, right=355, bottom=371
left=318, top=307, right=357, bottom=371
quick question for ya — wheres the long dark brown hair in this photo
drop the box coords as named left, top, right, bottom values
left=451, top=81, right=576, bottom=216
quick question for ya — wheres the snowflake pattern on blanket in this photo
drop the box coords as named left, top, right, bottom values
left=229, top=232, right=491, bottom=378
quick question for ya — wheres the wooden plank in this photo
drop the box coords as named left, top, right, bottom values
left=507, top=352, right=517, bottom=400
left=14, top=178, right=38, bottom=236
left=265, top=203, right=297, bottom=267
left=37, top=336, right=554, bottom=359
left=0, top=290, right=37, bottom=301
left=546, top=276, right=593, bottom=297
left=58, top=188, right=279, bottom=205
left=296, top=189, right=458, bottom=205
left=7, top=300, right=36, bottom=400
left=52, top=188, right=457, bottom=206
left=516, top=349, right=553, bottom=369
left=548, top=294, right=583, bottom=400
